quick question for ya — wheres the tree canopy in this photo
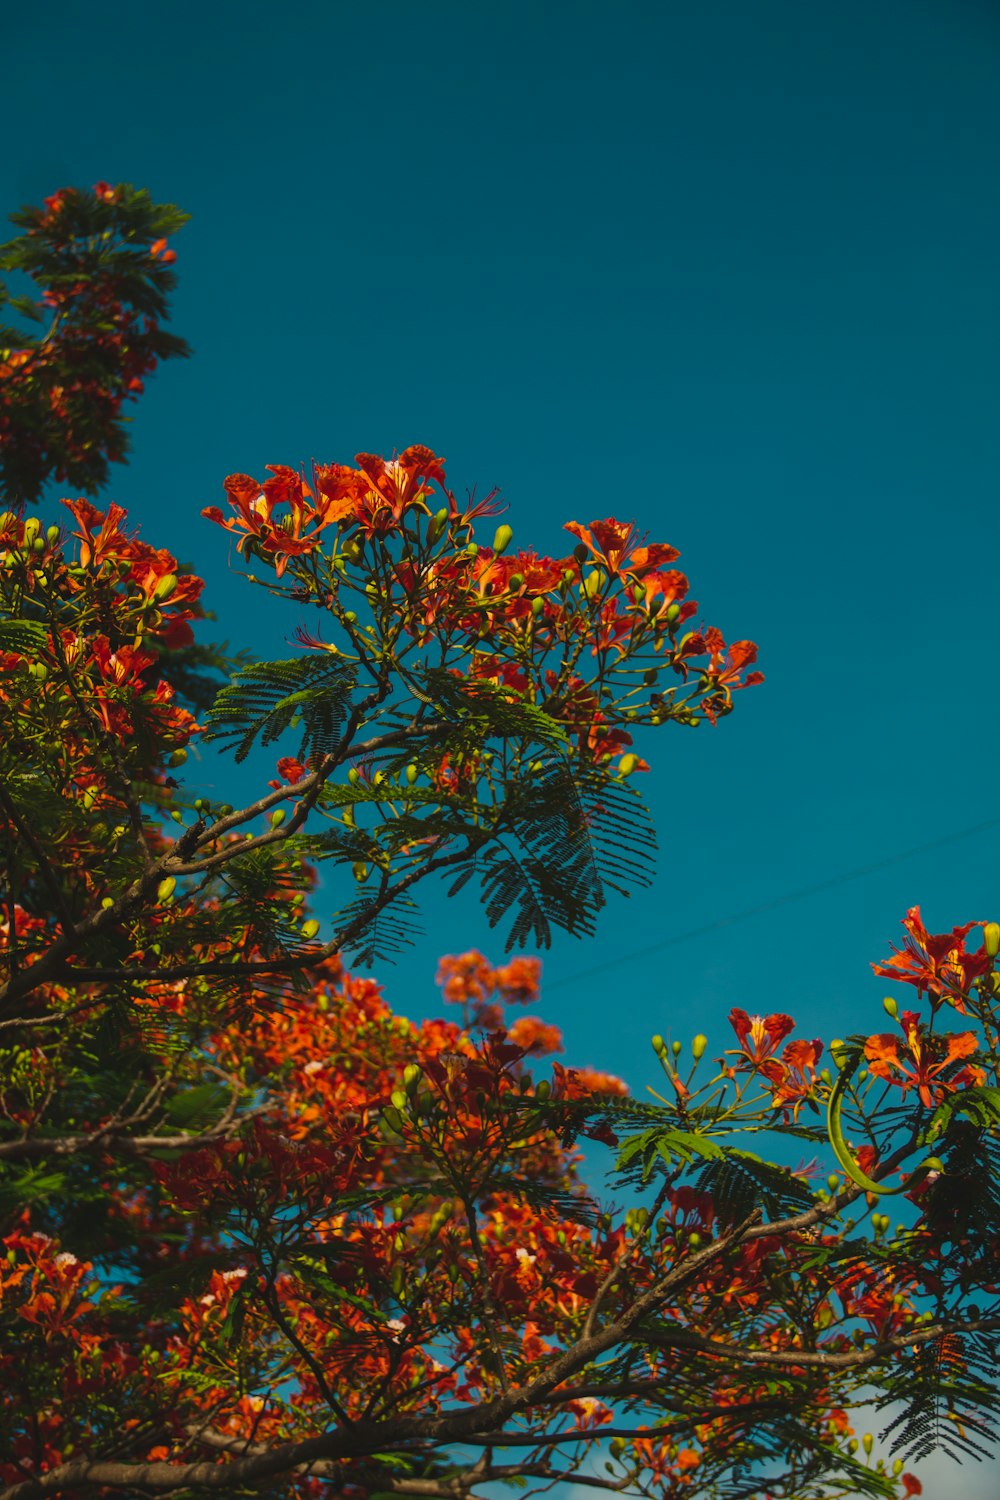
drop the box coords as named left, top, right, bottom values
left=1, top=182, right=997, bottom=1500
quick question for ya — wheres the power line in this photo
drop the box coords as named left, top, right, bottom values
left=545, top=816, right=1000, bottom=993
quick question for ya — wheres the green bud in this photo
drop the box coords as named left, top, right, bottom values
left=352, top=862, right=369, bottom=882
left=300, top=919, right=321, bottom=940
left=403, top=1063, right=422, bottom=1092
left=665, top=602, right=681, bottom=624
left=46, top=526, right=61, bottom=546
left=535, top=1079, right=550, bottom=1101
left=427, top=507, right=449, bottom=544
left=827, top=1174, right=840, bottom=1193
left=168, top=749, right=187, bottom=767
left=691, top=1034, right=707, bottom=1060
left=390, top=1088, right=408, bottom=1111
left=984, top=922, right=1000, bottom=959
left=348, top=768, right=360, bottom=785
left=573, top=543, right=589, bottom=564
left=583, top=569, right=602, bottom=597
left=688, top=1231, right=701, bottom=1247
left=882, top=994, right=899, bottom=1020
left=269, top=808, right=286, bottom=828
left=23, top=517, right=41, bottom=544
left=343, top=610, right=358, bottom=625
left=156, top=877, right=176, bottom=904
left=862, top=1433, right=873, bottom=1456
left=508, top=572, right=524, bottom=590
left=671, top=1039, right=682, bottom=1059
left=101, top=897, right=115, bottom=910
left=531, top=596, right=544, bottom=616
left=651, top=1034, right=666, bottom=1056
left=618, top=752, right=639, bottom=778
left=493, top=523, right=514, bottom=555
left=153, top=573, right=178, bottom=601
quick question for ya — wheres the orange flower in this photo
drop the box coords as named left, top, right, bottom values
left=872, top=906, right=990, bottom=1010
left=865, top=1010, right=983, bottom=1109
left=507, top=1016, right=563, bottom=1056
left=728, top=1010, right=795, bottom=1072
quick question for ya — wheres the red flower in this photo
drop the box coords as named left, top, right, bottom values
left=507, top=1016, right=563, bottom=1056
left=872, top=906, right=990, bottom=1010
left=865, top=1010, right=984, bottom=1109
left=728, top=1010, right=795, bottom=1074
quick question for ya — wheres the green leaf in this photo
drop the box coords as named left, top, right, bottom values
left=204, top=654, right=356, bottom=763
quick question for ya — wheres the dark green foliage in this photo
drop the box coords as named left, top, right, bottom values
left=0, top=183, right=190, bottom=506
left=334, top=891, right=424, bottom=967
left=694, top=1149, right=814, bottom=1225
left=450, top=755, right=657, bottom=950
left=204, top=654, right=357, bottom=762
left=878, top=1329, right=999, bottom=1462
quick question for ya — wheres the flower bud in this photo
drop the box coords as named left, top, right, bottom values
left=23, top=517, right=41, bottom=544
left=651, top=1034, right=666, bottom=1057
left=269, top=808, right=286, bottom=827
left=691, top=1034, right=707, bottom=1060
left=534, top=1079, right=550, bottom=1101
left=882, top=995, right=899, bottom=1019
left=46, top=526, right=61, bottom=546
left=403, top=1063, right=422, bottom=1092
left=405, top=764, right=418, bottom=784
left=984, top=922, right=1000, bottom=959
left=427, top=508, right=449, bottom=544
left=531, top=596, right=544, bottom=616
left=671, top=1039, right=682, bottom=1059
left=827, top=1174, right=840, bottom=1193
left=348, top=768, right=360, bottom=784
left=493, top=524, right=514, bottom=555
left=618, top=753, right=639, bottom=778
left=665, top=602, right=681, bottom=624
left=153, top=573, right=178, bottom=601
left=352, top=862, right=369, bottom=882
left=300, top=919, right=321, bottom=940
left=862, top=1433, right=873, bottom=1456
left=156, top=877, right=176, bottom=904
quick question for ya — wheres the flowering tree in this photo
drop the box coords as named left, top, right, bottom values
left=1, top=184, right=998, bottom=1500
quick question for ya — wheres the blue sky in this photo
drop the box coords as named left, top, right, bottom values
left=8, top=3, right=1000, bottom=1112
left=6, top=0, right=999, bottom=1062
left=6, top=1, right=1000, bottom=1490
